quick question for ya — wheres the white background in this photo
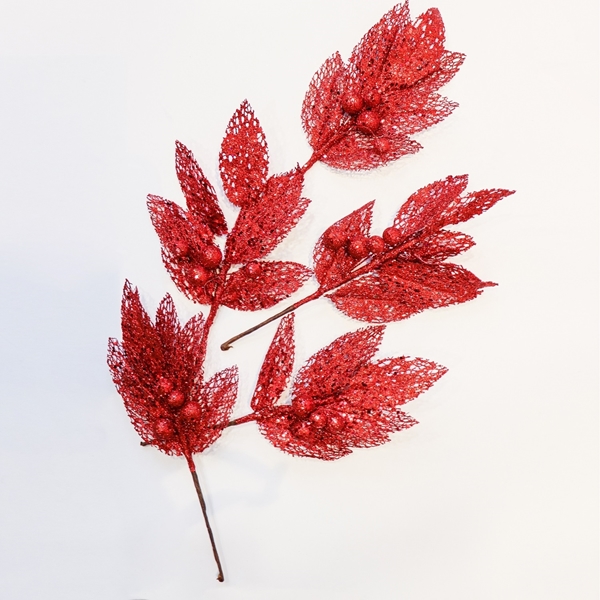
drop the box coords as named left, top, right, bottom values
left=0, top=1, right=597, bottom=598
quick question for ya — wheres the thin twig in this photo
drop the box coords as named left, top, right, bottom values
left=220, top=237, right=421, bottom=350
left=189, top=462, right=225, bottom=583
left=220, top=289, right=322, bottom=350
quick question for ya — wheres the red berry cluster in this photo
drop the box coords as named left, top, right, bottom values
left=323, top=225, right=403, bottom=260
left=175, top=237, right=223, bottom=287
left=291, top=395, right=347, bottom=437
left=341, top=89, right=391, bottom=154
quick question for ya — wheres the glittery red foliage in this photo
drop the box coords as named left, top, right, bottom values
left=107, top=3, right=512, bottom=583
left=311, top=175, right=513, bottom=322
left=176, top=141, right=228, bottom=236
left=224, top=169, right=309, bottom=265
left=314, top=201, right=375, bottom=288
left=147, top=194, right=219, bottom=305
left=254, top=315, right=446, bottom=460
left=219, top=103, right=310, bottom=265
left=107, top=282, right=237, bottom=459
left=250, top=313, right=295, bottom=413
left=302, top=2, right=465, bottom=170
left=329, top=261, right=493, bottom=323
left=219, top=100, right=269, bottom=208
left=221, top=261, right=312, bottom=311
left=148, top=103, right=313, bottom=310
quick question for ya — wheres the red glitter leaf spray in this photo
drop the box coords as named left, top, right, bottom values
left=108, top=2, right=513, bottom=583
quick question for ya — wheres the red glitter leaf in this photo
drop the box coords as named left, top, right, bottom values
left=404, top=230, right=475, bottom=263
left=384, top=9, right=448, bottom=88
left=328, top=261, right=494, bottom=323
left=350, top=3, right=411, bottom=82
left=175, top=141, right=228, bottom=236
left=393, top=174, right=469, bottom=237
left=147, top=195, right=220, bottom=305
left=219, top=101, right=269, bottom=207
left=301, top=52, right=348, bottom=151
left=440, top=188, right=516, bottom=228
left=251, top=314, right=295, bottom=412
left=225, top=169, right=309, bottom=264
left=301, top=176, right=512, bottom=325
left=302, top=2, right=464, bottom=171
left=294, top=326, right=384, bottom=400
left=256, top=325, right=446, bottom=460
left=221, top=261, right=312, bottom=311
left=313, top=200, right=374, bottom=287
left=107, top=282, right=237, bottom=457
left=394, top=175, right=514, bottom=236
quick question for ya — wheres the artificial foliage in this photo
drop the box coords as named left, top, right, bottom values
left=108, top=2, right=512, bottom=582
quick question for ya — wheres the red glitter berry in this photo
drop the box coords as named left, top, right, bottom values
left=155, top=419, right=174, bottom=439
left=174, top=240, right=189, bottom=258
left=348, top=236, right=369, bottom=259
left=294, top=396, right=315, bottom=417
left=382, top=226, right=402, bottom=246
left=367, top=235, right=385, bottom=254
left=356, top=110, right=381, bottom=135
left=181, top=402, right=201, bottom=420
left=158, top=377, right=173, bottom=394
left=167, top=390, right=185, bottom=408
left=309, top=408, right=328, bottom=428
left=192, top=265, right=210, bottom=284
left=324, top=229, right=347, bottom=250
left=363, top=89, right=382, bottom=108
left=374, top=137, right=391, bottom=154
left=200, top=244, right=222, bottom=269
left=245, top=262, right=262, bottom=277
left=341, top=93, right=364, bottom=115
left=327, top=413, right=346, bottom=432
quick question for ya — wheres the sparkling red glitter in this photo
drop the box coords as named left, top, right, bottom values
left=254, top=316, right=447, bottom=460
left=318, top=175, right=513, bottom=322
left=314, top=201, right=375, bottom=287
left=224, top=168, right=309, bottom=264
left=107, top=282, right=237, bottom=460
left=107, top=2, right=512, bottom=584
left=147, top=194, right=219, bottom=305
left=221, top=261, right=312, bottom=311
left=176, top=141, right=228, bottom=236
left=301, top=3, right=464, bottom=170
left=219, top=100, right=269, bottom=208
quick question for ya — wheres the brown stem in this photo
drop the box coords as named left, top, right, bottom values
left=188, top=459, right=225, bottom=583
left=221, top=289, right=322, bottom=350
left=225, top=413, right=258, bottom=427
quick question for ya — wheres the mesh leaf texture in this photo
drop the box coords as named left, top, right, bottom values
left=219, top=100, right=269, bottom=208
left=225, top=169, right=309, bottom=264
left=310, top=175, right=512, bottom=322
left=175, top=140, right=228, bottom=236
left=107, top=282, right=237, bottom=458
left=221, top=261, right=312, bottom=311
left=148, top=105, right=313, bottom=308
left=147, top=195, right=219, bottom=305
left=302, top=2, right=465, bottom=170
left=313, top=201, right=374, bottom=287
left=254, top=315, right=447, bottom=460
